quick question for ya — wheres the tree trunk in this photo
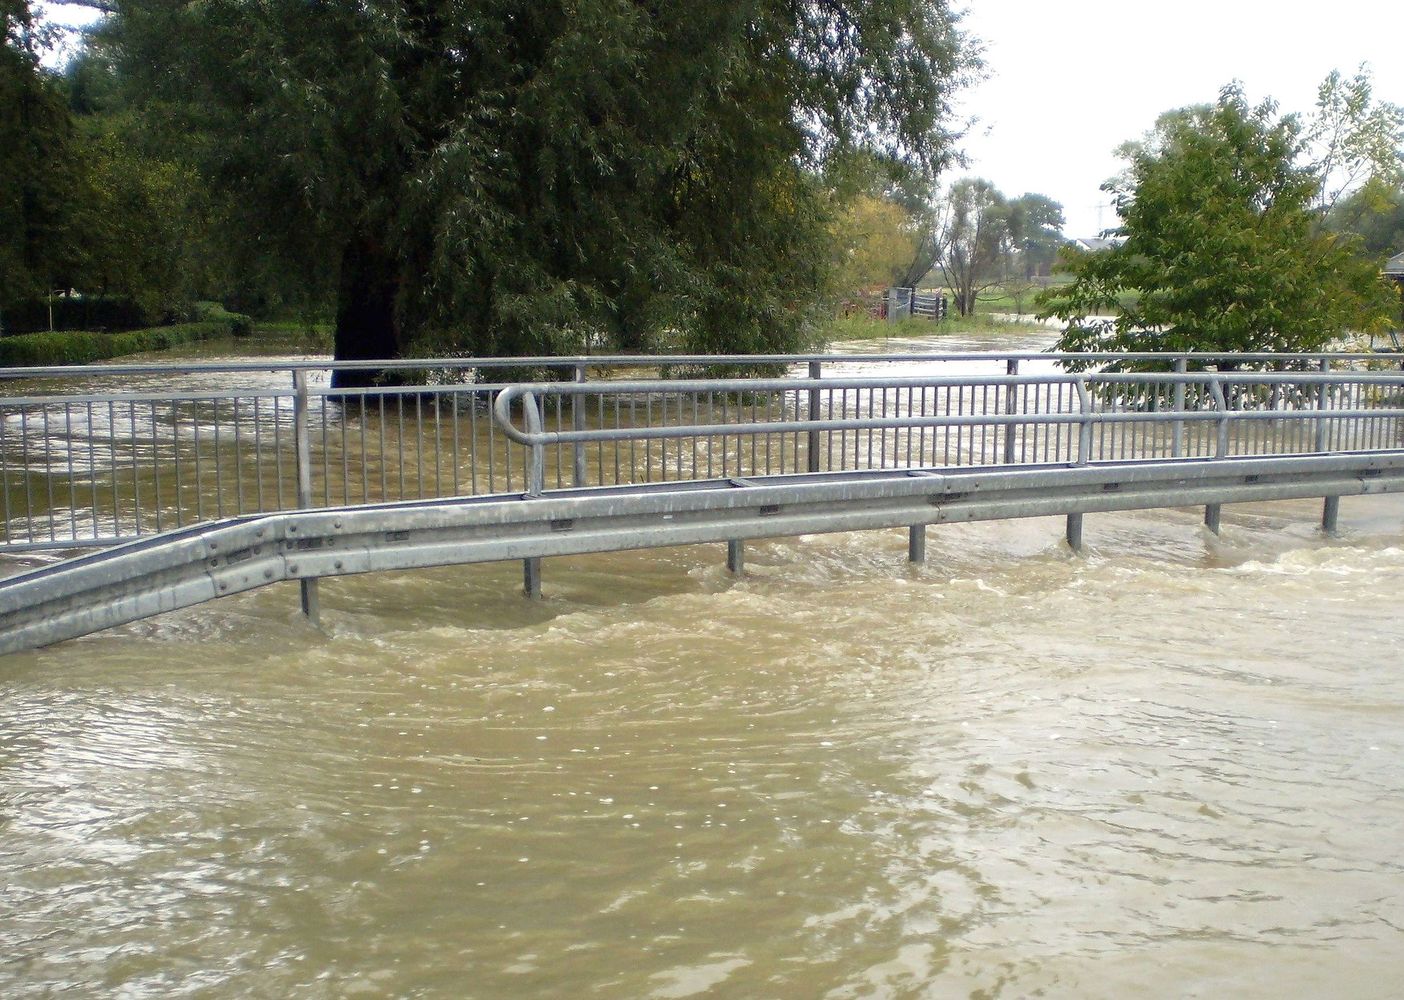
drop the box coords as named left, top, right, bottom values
left=332, top=234, right=402, bottom=389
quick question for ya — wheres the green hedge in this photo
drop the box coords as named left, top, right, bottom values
left=0, top=312, right=252, bottom=367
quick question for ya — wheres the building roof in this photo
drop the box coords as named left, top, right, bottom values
left=1385, top=251, right=1404, bottom=277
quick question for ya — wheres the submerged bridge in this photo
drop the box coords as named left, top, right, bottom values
left=1, top=350, right=1402, bottom=653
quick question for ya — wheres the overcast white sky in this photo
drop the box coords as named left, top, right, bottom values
left=957, top=0, right=1404, bottom=238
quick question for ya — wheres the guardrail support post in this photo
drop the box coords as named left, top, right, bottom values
left=1321, top=495, right=1340, bottom=534
left=1003, top=359, right=1019, bottom=464
left=572, top=365, right=587, bottom=487
left=807, top=361, right=822, bottom=473
left=1204, top=504, right=1222, bottom=535
left=1066, top=513, right=1084, bottom=552
left=292, top=370, right=320, bottom=625
left=727, top=539, right=745, bottom=575
left=523, top=557, right=542, bottom=599
left=908, top=524, right=926, bottom=563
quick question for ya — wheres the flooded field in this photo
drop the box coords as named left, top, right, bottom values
left=3, top=331, right=1403, bottom=997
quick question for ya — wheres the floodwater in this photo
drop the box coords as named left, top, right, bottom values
left=3, top=332, right=1404, bottom=998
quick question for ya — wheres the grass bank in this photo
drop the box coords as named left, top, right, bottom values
left=0, top=306, right=253, bottom=366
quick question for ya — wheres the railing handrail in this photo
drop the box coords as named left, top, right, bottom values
left=1, top=349, right=1402, bottom=382
left=491, top=372, right=1404, bottom=449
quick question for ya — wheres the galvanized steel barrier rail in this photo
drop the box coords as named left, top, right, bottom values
left=0, top=351, right=1402, bottom=552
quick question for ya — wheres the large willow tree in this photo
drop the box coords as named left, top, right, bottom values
left=90, top=1, right=972, bottom=382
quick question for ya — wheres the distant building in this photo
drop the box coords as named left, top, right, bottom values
left=1385, top=251, right=1404, bottom=281
left=1071, top=237, right=1120, bottom=253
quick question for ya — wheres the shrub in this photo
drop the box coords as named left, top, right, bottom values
left=0, top=310, right=254, bottom=366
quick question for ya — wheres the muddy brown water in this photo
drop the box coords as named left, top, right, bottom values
left=3, top=332, right=1403, bottom=998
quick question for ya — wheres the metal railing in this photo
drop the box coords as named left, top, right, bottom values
left=1, top=351, right=1402, bottom=550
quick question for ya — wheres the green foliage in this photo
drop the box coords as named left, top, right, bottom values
left=0, top=2, right=86, bottom=307
left=1040, top=85, right=1395, bottom=368
left=1330, top=180, right=1404, bottom=259
left=1304, top=65, right=1404, bottom=216
left=1, top=6, right=210, bottom=326
left=0, top=312, right=251, bottom=366
left=928, top=181, right=1067, bottom=317
left=99, top=0, right=975, bottom=376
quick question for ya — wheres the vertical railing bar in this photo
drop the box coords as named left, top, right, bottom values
left=864, top=388, right=873, bottom=469
left=232, top=397, right=245, bottom=514
left=62, top=404, right=77, bottom=541
left=21, top=409, right=34, bottom=542
left=493, top=390, right=504, bottom=492
left=314, top=393, right=328, bottom=506
left=1, top=407, right=11, bottom=545
left=719, top=392, right=728, bottom=478
left=252, top=398, right=264, bottom=511
left=692, top=392, right=700, bottom=480
left=554, top=395, right=564, bottom=488
left=623, top=393, right=633, bottom=483
left=981, top=383, right=989, bottom=463
left=609, top=393, right=620, bottom=485
left=573, top=365, right=588, bottom=488
left=942, top=384, right=951, bottom=466
left=656, top=392, right=665, bottom=482
left=677, top=393, right=686, bottom=480
left=915, top=386, right=926, bottom=467
left=831, top=387, right=841, bottom=473
left=172, top=401, right=186, bottom=528
left=415, top=394, right=425, bottom=499
left=598, top=392, right=610, bottom=484
left=765, top=392, right=774, bottom=476
left=468, top=392, right=478, bottom=495
left=396, top=394, right=406, bottom=500
left=127, top=401, right=141, bottom=535
left=359, top=396, right=370, bottom=503
left=271, top=396, right=284, bottom=511
left=432, top=392, right=443, bottom=498
left=211, top=398, right=223, bottom=519
left=333, top=396, right=346, bottom=503
left=646, top=393, right=654, bottom=482
left=1003, top=361, right=1019, bottom=464
left=43, top=407, right=56, bottom=541
left=449, top=391, right=460, bottom=497
left=706, top=391, right=715, bottom=479
left=749, top=391, right=759, bottom=477
left=150, top=401, right=162, bottom=532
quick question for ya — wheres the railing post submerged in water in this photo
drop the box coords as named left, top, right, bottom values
left=572, top=365, right=588, bottom=488
left=292, top=370, right=320, bottom=625
left=1172, top=357, right=1187, bottom=458
left=522, top=389, right=546, bottom=597
left=1203, top=378, right=1229, bottom=534
left=1003, top=359, right=1019, bottom=465
left=1318, top=357, right=1340, bottom=533
left=1066, top=376, right=1093, bottom=551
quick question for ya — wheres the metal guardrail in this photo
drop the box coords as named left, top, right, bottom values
left=5, top=450, right=1403, bottom=654
left=0, top=351, right=1402, bottom=551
